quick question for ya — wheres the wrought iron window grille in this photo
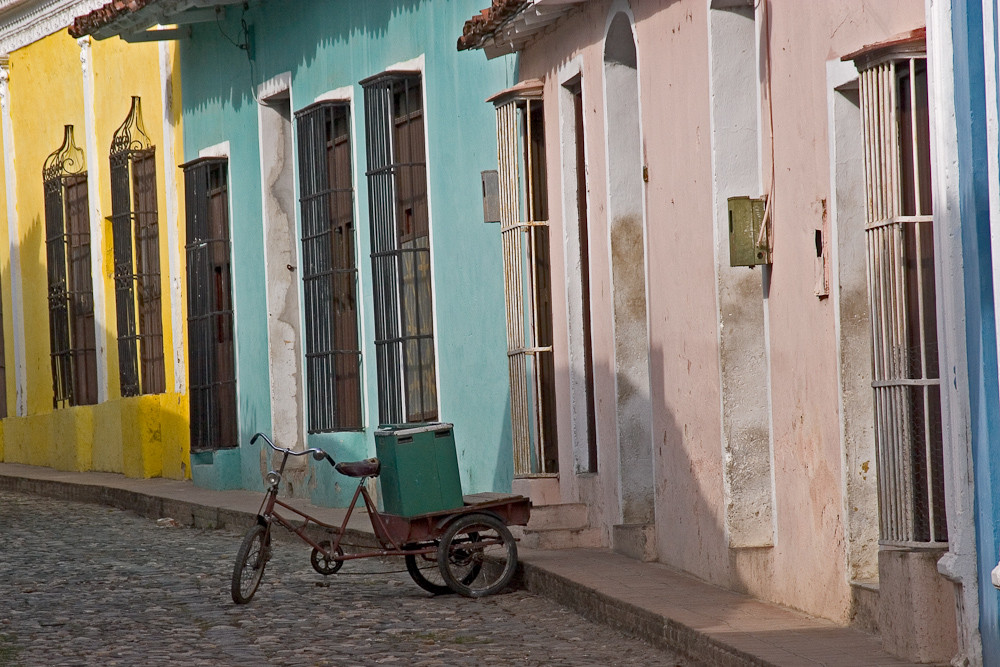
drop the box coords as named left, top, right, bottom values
left=182, top=157, right=238, bottom=451
left=295, top=101, right=364, bottom=433
left=492, top=87, right=558, bottom=476
left=856, top=53, right=947, bottom=547
left=362, top=72, right=438, bottom=425
left=109, top=96, right=166, bottom=398
left=43, top=125, right=98, bottom=408
left=43, top=124, right=86, bottom=182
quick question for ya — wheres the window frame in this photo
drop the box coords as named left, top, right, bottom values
left=109, top=96, right=166, bottom=398
left=855, top=49, right=947, bottom=547
left=492, top=82, right=559, bottom=475
left=362, top=71, right=438, bottom=425
left=565, top=77, right=597, bottom=473
left=182, top=156, right=238, bottom=452
left=43, top=125, right=98, bottom=408
left=295, top=100, right=364, bottom=433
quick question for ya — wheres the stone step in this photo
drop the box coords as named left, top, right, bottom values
left=509, top=503, right=600, bottom=550
left=524, top=502, right=589, bottom=531
left=513, top=525, right=604, bottom=550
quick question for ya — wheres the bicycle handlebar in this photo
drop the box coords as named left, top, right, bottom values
left=250, top=432, right=336, bottom=466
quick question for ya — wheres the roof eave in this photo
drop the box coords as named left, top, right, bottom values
left=841, top=27, right=927, bottom=70
left=71, top=0, right=244, bottom=41
left=458, top=0, right=588, bottom=56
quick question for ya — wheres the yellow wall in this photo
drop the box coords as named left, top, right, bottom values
left=0, top=31, right=189, bottom=479
left=9, top=33, right=86, bottom=417
left=92, top=37, right=178, bottom=398
left=0, top=86, right=13, bottom=436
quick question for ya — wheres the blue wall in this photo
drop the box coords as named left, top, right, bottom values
left=179, top=0, right=517, bottom=505
left=951, top=0, right=1000, bottom=661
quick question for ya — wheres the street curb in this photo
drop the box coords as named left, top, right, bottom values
left=1, top=472, right=785, bottom=666
left=518, top=559, right=763, bottom=667
left=0, top=474, right=241, bottom=531
left=1, top=472, right=731, bottom=665
left=0, top=472, right=379, bottom=549
left=0, top=468, right=930, bottom=667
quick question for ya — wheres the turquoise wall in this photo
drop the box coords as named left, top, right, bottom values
left=179, top=0, right=517, bottom=505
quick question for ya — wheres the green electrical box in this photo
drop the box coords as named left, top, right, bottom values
left=728, top=196, right=771, bottom=267
left=375, top=422, right=464, bottom=517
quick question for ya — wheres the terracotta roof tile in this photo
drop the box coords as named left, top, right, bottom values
left=457, top=0, right=528, bottom=51
left=70, top=0, right=159, bottom=39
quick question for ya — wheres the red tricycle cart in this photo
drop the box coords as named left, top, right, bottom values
left=231, top=432, right=531, bottom=603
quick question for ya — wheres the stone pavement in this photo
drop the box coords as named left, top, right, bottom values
left=0, top=488, right=691, bottom=666
left=0, top=462, right=926, bottom=666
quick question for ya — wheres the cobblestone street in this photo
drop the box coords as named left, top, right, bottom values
left=0, top=490, right=694, bottom=666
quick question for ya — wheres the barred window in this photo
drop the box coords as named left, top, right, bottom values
left=362, top=72, right=437, bottom=424
left=109, top=96, right=165, bottom=397
left=493, top=85, right=558, bottom=475
left=295, top=101, right=363, bottom=432
left=183, top=157, right=237, bottom=451
left=43, top=125, right=97, bottom=408
left=856, top=52, right=946, bottom=546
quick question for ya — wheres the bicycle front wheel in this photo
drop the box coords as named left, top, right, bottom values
left=231, top=524, right=270, bottom=604
left=437, top=513, right=517, bottom=598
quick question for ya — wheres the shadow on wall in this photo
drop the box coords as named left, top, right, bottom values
left=238, top=386, right=266, bottom=487
left=183, top=0, right=439, bottom=117
left=647, top=344, right=732, bottom=590
left=489, top=393, right=514, bottom=494
left=1, top=214, right=46, bottom=467
left=0, top=209, right=199, bottom=483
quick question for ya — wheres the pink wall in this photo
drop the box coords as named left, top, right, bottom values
left=513, top=0, right=926, bottom=623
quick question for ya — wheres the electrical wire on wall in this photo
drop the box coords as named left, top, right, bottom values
left=215, top=3, right=259, bottom=104
left=755, top=0, right=776, bottom=258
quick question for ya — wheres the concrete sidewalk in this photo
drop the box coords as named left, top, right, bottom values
left=0, top=462, right=924, bottom=666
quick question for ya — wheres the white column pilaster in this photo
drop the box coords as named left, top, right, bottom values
left=158, top=40, right=185, bottom=394
left=78, top=35, right=108, bottom=402
left=0, top=62, right=27, bottom=416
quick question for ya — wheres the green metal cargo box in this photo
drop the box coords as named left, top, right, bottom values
left=375, top=422, right=464, bottom=517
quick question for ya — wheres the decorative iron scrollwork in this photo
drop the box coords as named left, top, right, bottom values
left=48, top=282, right=67, bottom=304
left=110, top=96, right=152, bottom=158
left=43, top=125, right=86, bottom=182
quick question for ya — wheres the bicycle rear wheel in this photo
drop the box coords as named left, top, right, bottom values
left=437, top=513, right=517, bottom=598
left=405, top=547, right=453, bottom=595
left=231, top=524, right=270, bottom=604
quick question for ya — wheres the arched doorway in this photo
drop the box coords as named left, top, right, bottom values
left=604, top=11, right=654, bottom=537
